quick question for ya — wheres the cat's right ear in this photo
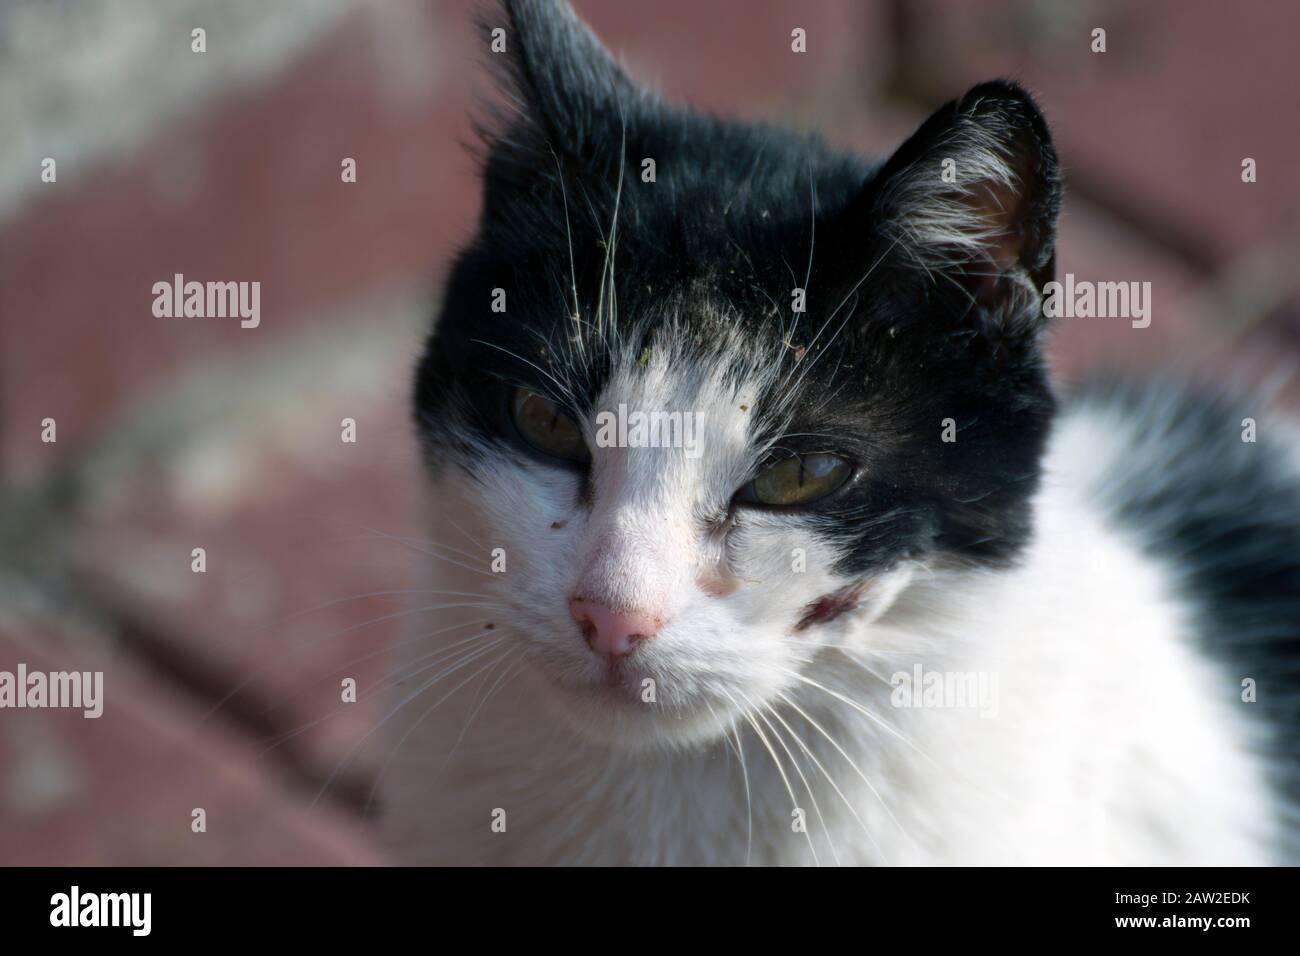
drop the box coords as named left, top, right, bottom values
left=481, top=0, right=646, bottom=167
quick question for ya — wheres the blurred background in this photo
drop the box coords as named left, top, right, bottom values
left=2, top=0, right=1298, bottom=864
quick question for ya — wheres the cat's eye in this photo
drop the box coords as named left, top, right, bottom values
left=510, top=388, right=589, bottom=463
left=736, top=453, right=852, bottom=508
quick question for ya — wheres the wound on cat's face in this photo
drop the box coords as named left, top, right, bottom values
left=413, top=0, right=1060, bottom=749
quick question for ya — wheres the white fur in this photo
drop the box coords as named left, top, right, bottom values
left=385, top=360, right=1279, bottom=865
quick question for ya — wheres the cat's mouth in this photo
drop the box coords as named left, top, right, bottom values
left=526, top=650, right=734, bottom=749
left=537, top=654, right=651, bottom=704
left=596, top=656, right=636, bottom=688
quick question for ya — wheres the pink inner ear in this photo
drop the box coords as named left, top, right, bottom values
left=950, top=173, right=1040, bottom=317
left=964, top=177, right=1027, bottom=272
left=942, top=172, right=1027, bottom=309
left=963, top=134, right=1045, bottom=274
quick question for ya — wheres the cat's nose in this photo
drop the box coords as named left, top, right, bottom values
left=569, top=598, right=662, bottom=658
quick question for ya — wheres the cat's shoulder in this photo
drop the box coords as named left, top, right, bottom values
left=1053, top=372, right=1300, bottom=861
left=1055, top=372, right=1300, bottom=513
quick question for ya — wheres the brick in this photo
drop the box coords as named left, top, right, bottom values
left=0, top=612, right=383, bottom=865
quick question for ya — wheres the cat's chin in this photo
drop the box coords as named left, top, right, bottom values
left=525, top=666, right=735, bottom=752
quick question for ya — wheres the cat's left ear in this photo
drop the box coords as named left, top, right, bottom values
left=855, top=81, right=1061, bottom=333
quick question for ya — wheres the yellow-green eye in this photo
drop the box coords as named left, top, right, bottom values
left=511, top=388, right=589, bottom=463
left=737, top=453, right=852, bottom=507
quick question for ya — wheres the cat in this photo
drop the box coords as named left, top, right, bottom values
left=388, top=0, right=1300, bottom=865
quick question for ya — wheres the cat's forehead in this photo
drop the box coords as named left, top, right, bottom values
left=577, top=319, right=781, bottom=498
left=615, top=314, right=775, bottom=394
left=557, top=299, right=868, bottom=452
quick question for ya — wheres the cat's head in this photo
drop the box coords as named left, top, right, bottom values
left=414, top=0, right=1060, bottom=750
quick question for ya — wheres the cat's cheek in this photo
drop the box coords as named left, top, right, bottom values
left=724, top=521, right=855, bottom=613
left=794, top=564, right=917, bottom=637
left=473, top=457, right=582, bottom=538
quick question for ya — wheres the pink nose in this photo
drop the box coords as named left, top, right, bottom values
left=569, top=598, right=662, bottom=658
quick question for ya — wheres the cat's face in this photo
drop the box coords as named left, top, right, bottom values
left=414, top=0, right=1060, bottom=750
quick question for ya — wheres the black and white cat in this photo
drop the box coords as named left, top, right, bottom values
left=390, top=0, right=1300, bottom=865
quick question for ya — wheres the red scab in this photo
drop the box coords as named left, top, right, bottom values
left=551, top=520, right=567, bottom=529
left=794, top=580, right=870, bottom=632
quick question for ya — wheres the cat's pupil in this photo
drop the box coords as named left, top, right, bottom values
left=746, top=453, right=851, bottom=507
left=511, top=389, right=588, bottom=463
